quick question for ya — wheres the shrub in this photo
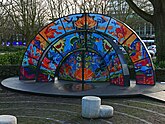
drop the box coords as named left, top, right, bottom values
left=0, top=51, right=24, bottom=65
left=158, top=61, right=165, bottom=68
left=154, top=61, right=165, bottom=69
left=0, top=65, right=19, bottom=79
left=0, top=46, right=26, bottom=53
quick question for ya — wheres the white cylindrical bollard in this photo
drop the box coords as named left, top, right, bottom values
left=99, top=105, right=113, bottom=118
left=0, top=115, right=17, bottom=124
left=82, top=96, right=101, bottom=118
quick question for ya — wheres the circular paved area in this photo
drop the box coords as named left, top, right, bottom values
left=0, top=85, right=165, bottom=124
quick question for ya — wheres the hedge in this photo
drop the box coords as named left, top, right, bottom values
left=0, top=46, right=26, bottom=52
left=0, top=65, right=19, bottom=79
left=0, top=53, right=23, bottom=65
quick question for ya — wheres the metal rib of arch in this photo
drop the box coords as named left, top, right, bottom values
left=19, top=13, right=155, bottom=86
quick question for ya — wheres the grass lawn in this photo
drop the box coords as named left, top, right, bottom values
left=0, top=79, right=165, bottom=124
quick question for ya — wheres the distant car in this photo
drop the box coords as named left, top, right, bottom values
left=148, top=49, right=155, bottom=57
left=148, top=45, right=156, bottom=57
left=148, top=45, right=156, bottom=53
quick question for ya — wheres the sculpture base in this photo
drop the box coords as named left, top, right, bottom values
left=1, top=77, right=165, bottom=97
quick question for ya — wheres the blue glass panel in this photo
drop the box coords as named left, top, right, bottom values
left=122, top=34, right=149, bottom=62
left=20, top=34, right=48, bottom=80
left=25, top=34, right=48, bottom=60
left=37, top=47, right=62, bottom=82
left=40, top=20, right=65, bottom=43
left=59, top=50, right=109, bottom=82
left=53, top=33, right=84, bottom=56
left=89, top=13, right=110, bottom=32
left=84, top=51, right=109, bottom=81
left=134, top=58, right=155, bottom=85
left=104, top=49, right=124, bottom=86
left=61, top=14, right=83, bottom=32
left=20, top=56, right=38, bottom=80
left=104, top=48, right=114, bottom=64
left=87, top=33, right=112, bottom=56
left=59, top=51, right=82, bottom=81
left=25, top=45, right=41, bottom=61
left=22, top=56, right=38, bottom=67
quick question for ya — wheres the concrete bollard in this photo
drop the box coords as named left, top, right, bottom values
left=99, top=105, right=114, bottom=118
left=82, top=96, right=101, bottom=118
left=0, top=115, right=17, bottom=124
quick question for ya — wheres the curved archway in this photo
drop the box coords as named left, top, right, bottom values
left=19, top=13, right=155, bottom=87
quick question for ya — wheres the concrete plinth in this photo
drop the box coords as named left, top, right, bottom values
left=82, top=96, right=101, bottom=118
left=2, top=77, right=165, bottom=97
left=99, top=105, right=113, bottom=118
left=0, top=115, right=17, bottom=124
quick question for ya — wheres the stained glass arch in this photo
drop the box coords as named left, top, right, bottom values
left=20, top=13, right=155, bottom=88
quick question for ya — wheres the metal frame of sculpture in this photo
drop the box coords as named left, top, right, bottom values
left=19, top=13, right=156, bottom=91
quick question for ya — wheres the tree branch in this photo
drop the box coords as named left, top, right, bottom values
left=125, top=0, right=153, bottom=24
left=148, top=0, right=154, bottom=5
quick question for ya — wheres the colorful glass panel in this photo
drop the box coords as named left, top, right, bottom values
left=135, top=58, right=155, bottom=85
left=105, top=49, right=124, bottom=86
left=25, top=34, right=48, bottom=60
left=74, top=14, right=87, bottom=29
left=59, top=51, right=109, bottom=82
left=37, top=47, right=62, bottom=82
left=105, top=18, right=132, bottom=44
left=20, top=56, right=37, bottom=80
left=88, top=13, right=110, bottom=32
left=53, top=33, right=84, bottom=56
left=122, top=34, right=149, bottom=62
left=61, top=14, right=83, bottom=32
left=87, top=33, right=112, bottom=56
left=84, top=51, right=109, bottom=81
left=20, top=34, right=48, bottom=80
left=59, top=51, right=82, bottom=81
left=40, top=20, right=65, bottom=43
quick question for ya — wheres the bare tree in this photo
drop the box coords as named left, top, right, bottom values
left=46, top=0, right=132, bottom=20
left=0, top=0, right=7, bottom=27
left=74, top=0, right=149, bottom=29
left=1, top=0, right=48, bottom=43
left=126, top=0, right=165, bottom=62
left=46, top=0, right=76, bottom=19
left=0, top=0, right=12, bottom=43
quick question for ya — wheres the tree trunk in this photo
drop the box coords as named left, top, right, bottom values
left=125, top=0, right=165, bottom=62
left=153, top=9, right=165, bottom=62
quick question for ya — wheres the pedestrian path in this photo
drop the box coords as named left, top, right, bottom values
left=143, top=91, right=165, bottom=102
